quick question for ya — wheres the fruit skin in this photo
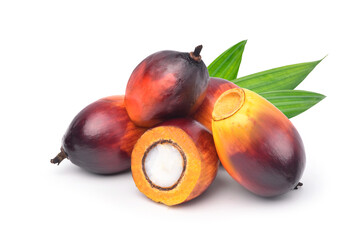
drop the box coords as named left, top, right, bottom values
left=193, top=77, right=239, bottom=132
left=125, top=46, right=209, bottom=127
left=212, top=88, right=305, bottom=197
left=54, top=96, right=147, bottom=174
left=131, top=118, right=219, bottom=206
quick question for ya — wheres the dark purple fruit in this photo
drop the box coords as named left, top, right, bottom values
left=51, top=95, right=147, bottom=174
left=125, top=45, right=210, bottom=127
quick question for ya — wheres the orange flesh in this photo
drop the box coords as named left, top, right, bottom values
left=131, top=126, right=202, bottom=206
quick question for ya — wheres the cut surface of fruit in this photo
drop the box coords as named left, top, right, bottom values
left=193, top=77, right=239, bottom=132
left=131, top=119, right=218, bottom=206
left=212, top=88, right=245, bottom=121
left=143, top=140, right=186, bottom=190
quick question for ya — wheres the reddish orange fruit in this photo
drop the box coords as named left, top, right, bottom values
left=212, top=88, right=306, bottom=197
left=125, top=46, right=209, bottom=127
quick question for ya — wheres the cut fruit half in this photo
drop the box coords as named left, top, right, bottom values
left=131, top=118, right=219, bottom=206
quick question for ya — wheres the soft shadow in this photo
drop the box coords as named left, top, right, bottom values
left=53, top=162, right=132, bottom=180
left=171, top=168, right=299, bottom=209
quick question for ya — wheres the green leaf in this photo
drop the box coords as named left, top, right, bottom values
left=260, top=90, right=326, bottom=118
left=208, top=40, right=247, bottom=80
left=233, top=58, right=324, bottom=93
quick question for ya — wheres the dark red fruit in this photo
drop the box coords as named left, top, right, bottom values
left=51, top=96, right=147, bottom=174
left=125, top=45, right=210, bottom=127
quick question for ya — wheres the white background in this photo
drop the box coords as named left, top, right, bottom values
left=1, top=0, right=359, bottom=239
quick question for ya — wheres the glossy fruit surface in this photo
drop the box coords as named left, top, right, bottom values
left=193, top=77, right=239, bottom=132
left=51, top=95, right=147, bottom=174
left=125, top=46, right=209, bottom=127
left=131, top=118, right=219, bottom=206
left=212, top=88, right=305, bottom=197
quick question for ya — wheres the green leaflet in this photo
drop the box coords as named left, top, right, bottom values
left=207, top=40, right=326, bottom=118
left=233, top=59, right=323, bottom=93
left=208, top=40, right=247, bottom=80
left=260, top=90, right=326, bottom=118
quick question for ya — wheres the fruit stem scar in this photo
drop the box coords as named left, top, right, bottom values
left=50, top=147, right=68, bottom=165
left=190, top=45, right=203, bottom=62
left=141, top=139, right=187, bottom=191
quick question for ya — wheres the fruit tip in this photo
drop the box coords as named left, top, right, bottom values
left=193, top=45, right=203, bottom=57
left=294, top=182, right=303, bottom=190
left=51, top=148, right=67, bottom=165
